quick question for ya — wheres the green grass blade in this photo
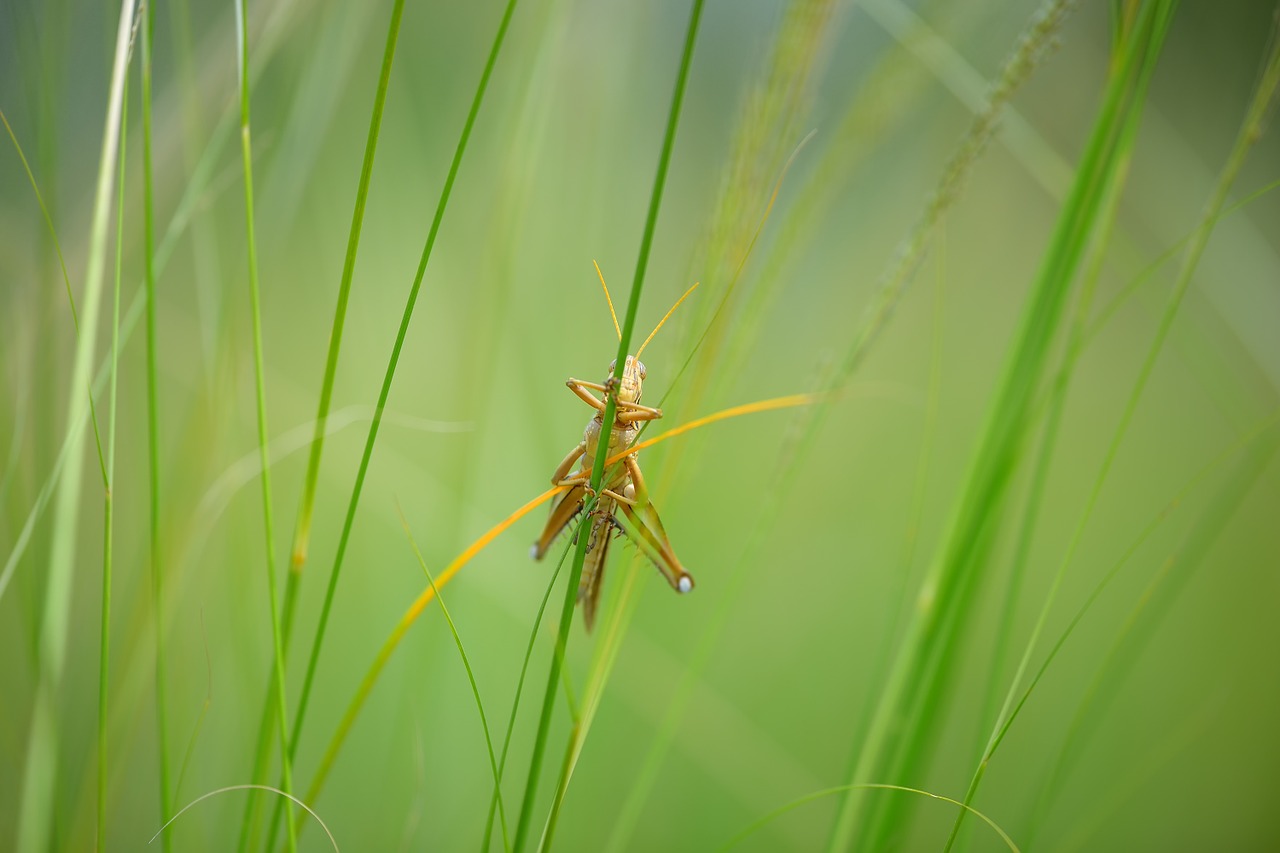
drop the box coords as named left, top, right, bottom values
left=96, top=68, right=129, bottom=852
left=860, top=7, right=1180, bottom=845
left=947, top=17, right=1280, bottom=847
left=947, top=48, right=1147, bottom=853
left=826, top=4, right=1175, bottom=848
left=13, top=2, right=137, bottom=850
left=288, top=0, right=404, bottom=574
left=237, top=4, right=405, bottom=848
left=266, top=1, right=522, bottom=847
left=234, top=0, right=298, bottom=851
left=140, top=7, right=175, bottom=847
left=515, top=4, right=705, bottom=851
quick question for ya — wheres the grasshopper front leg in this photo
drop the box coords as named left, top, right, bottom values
left=567, top=378, right=663, bottom=422
left=566, top=378, right=606, bottom=411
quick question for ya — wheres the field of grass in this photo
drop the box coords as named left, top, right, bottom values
left=2, top=0, right=1279, bottom=850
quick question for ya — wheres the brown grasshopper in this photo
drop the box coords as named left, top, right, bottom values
left=531, top=262, right=697, bottom=630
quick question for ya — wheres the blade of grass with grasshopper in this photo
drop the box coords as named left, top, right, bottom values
left=530, top=265, right=699, bottom=630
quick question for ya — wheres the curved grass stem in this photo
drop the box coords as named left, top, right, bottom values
left=234, top=0, right=297, bottom=850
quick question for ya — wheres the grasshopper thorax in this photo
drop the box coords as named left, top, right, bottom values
left=607, top=354, right=647, bottom=406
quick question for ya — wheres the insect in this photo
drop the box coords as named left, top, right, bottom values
left=531, top=261, right=698, bottom=630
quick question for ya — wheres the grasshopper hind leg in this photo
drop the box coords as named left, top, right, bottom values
left=616, top=485, right=694, bottom=595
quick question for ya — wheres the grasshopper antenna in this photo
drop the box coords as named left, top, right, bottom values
left=593, top=259, right=622, bottom=341
left=637, top=281, right=699, bottom=358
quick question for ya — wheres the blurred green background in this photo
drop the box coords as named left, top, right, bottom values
left=2, top=0, right=1278, bottom=850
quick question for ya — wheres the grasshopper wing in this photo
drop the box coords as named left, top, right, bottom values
left=531, top=484, right=586, bottom=560
left=578, top=510, right=615, bottom=631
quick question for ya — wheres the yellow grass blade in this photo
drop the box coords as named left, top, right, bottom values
left=609, top=392, right=820, bottom=463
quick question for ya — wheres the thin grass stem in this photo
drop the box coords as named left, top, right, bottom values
left=139, top=8, right=175, bottom=846
left=267, top=4, right=523, bottom=844
left=96, top=70, right=129, bottom=852
left=234, top=0, right=297, bottom=850
left=237, top=5, right=406, bottom=848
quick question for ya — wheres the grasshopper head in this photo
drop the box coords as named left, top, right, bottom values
left=607, top=355, right=646, bottom=406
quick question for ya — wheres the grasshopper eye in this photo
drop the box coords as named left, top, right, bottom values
left=638, top=361, right=646, bottom=379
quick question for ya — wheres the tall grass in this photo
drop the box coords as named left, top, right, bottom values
left=97, top=72, right=129, bottom=850
left=140, top=5, right=175, bottom=846
left=3, top=2, right=1279, bottom=850
left=512, top=4, right=704, bottom=849
left=233, top=0, right=298, bottom=849
left=266, top=0, right=521, bottom=848
left=238, top=2, right=404, bottom=847
left=9, top=3, right=137, bottom=851
left=946, top=13, right=1280, bottom=849
left=830, top=6, right=1178, bottom=848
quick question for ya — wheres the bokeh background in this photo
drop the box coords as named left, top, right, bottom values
left=2, top=0, right=1278, bottom=850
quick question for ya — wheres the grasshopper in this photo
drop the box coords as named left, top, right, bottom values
left=531, top=262, right=697, bottom=630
